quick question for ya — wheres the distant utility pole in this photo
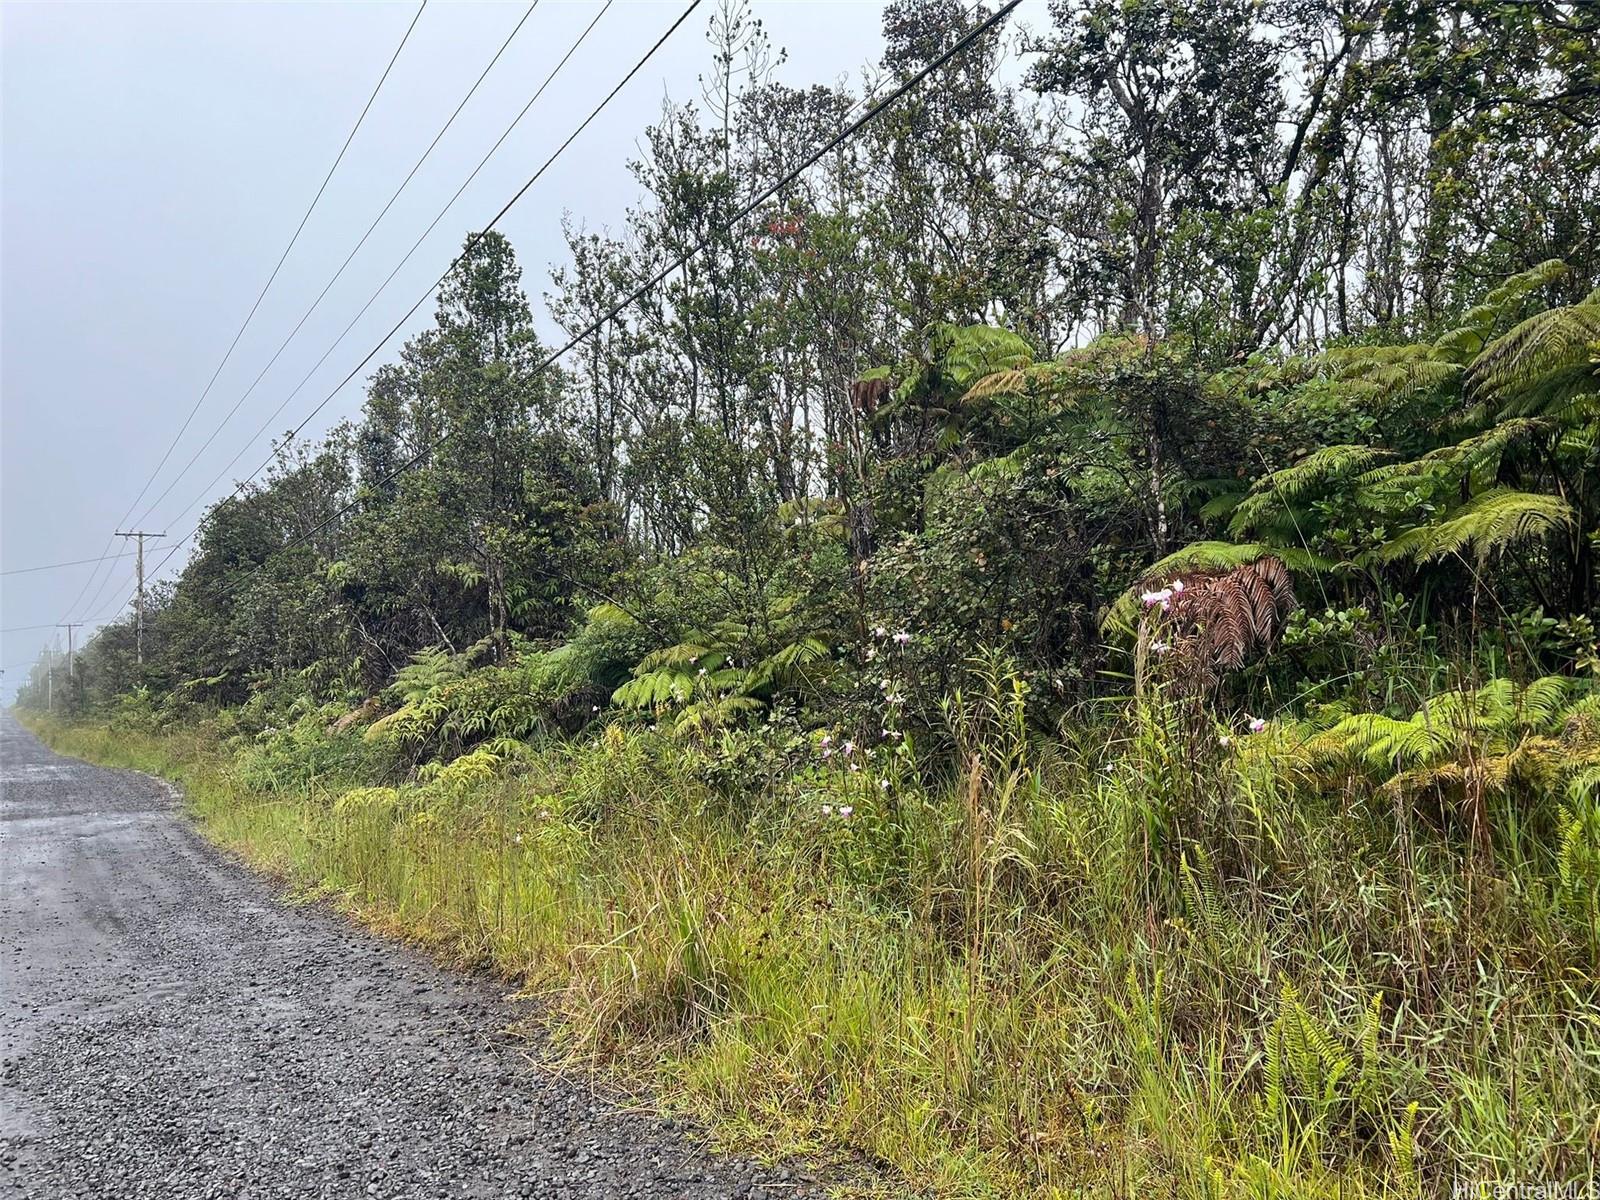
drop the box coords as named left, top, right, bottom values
left=115, top=531, right=165, bottom=666
left=57, top=623, right=83, bottom=682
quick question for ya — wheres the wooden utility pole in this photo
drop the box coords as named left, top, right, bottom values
left=57, top=623, right=83, bottom=680
left=116, top=531, right=164, bottom=666
left=57, top=623, right=83, bottom=710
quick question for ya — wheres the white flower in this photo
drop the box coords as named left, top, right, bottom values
left=1151, top=641, right=1170, bottom=654
left=822, top=747, right=833, bottom=759
left=513, top=833, right=524, bottom=845
left=697, top=667, right=707, bottom=677
left=1248, top=717, right=1267, bottom=733
left=821, top=804, right=833, bottom=816
left=820, top=732, right=832, bottom=747
left=591, top=704, right=600, bottom=712
left=1169, top=579, right=1186, bottom=594
left=839, top=805, right=854, bottom=817
left=872, top=625, right=887, bottom=639
left=1218, top=735, right=1231, bottom=747
left=878, top=779, right=889, bottom=791
left=1141, top=588, right=1172, bottom=607
left=848, top=763, right=860, bottom=773
left=842, top=740, right=856, bottom=756
left=892, top=630, right=911, bottom=645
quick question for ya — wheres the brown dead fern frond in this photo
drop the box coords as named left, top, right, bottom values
left=1139, top=556, right=1297, bottom=693
left=850, top=375, right=890, bottom=418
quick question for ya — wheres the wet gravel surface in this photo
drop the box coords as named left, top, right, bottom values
left=0, top=715, right=824, bottom=1199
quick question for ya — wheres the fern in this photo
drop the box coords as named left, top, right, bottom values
left=390, top=645, right=464, bottom=705
left=1230, top=445, right=1393, bottom=536
left=1378, top=488, right=1575, bottom=564
left=1354, top=993, right=1384, bottom=1113
left=1296, top=677, right=1598, bottom=809
left=1467, top=292, right=1600, bottom=405
left=1180, top=846, right=1236, bottom=954
left=1388, top=1102, right=1421, bottom=1199
left=1426, top=259, right=1567, bottom=365
left=1356, top=418, right=1549, bottom=501
left=1105, top=542, right=1328, bottom=632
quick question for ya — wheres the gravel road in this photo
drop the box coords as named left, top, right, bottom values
left=0, top=715, right=824, bottom=1200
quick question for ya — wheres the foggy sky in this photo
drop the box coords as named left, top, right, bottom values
left=0, top=0, right=1045, bottom=701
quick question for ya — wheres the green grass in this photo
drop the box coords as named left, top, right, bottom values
left=19, top=684, right=1600, bottom=1199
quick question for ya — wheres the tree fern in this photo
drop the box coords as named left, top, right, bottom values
left=1467, top=293, right=1600, bottom=406
left=931, top=323, right=1034, bottom=391
left=1229, top=445, right=1393, bottom=536
left=1309, top=713, right=1453, bottom=772
left=1378, top=488, right=1575, bottom=565
left=1435, top=258, right=1568, bottom=366
left=1356, top=418, right=1548, bottom=502
left=390, top=645, right=464, bottom=705
left=1105, top=541, right=1328, bottom=632
left=1297, top=677, right=1597, bottom=811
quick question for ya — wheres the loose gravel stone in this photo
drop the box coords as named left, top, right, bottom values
left=0, top=715, right=826, bottom=1199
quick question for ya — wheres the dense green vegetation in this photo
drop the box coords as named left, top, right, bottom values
left=19, top=1, right=1599, bottom=1195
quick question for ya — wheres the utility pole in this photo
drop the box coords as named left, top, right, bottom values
left=116, top=531, right=165, bottom=666
left=57, top=623, right=83, bottom=708
left=57, top=623, right=83, bottom=677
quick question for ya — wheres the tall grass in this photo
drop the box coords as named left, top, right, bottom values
left=20, top=675, right=1600, bottom=1199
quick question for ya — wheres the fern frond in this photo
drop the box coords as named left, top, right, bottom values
left=611, top=668, right=694, bottom=709
left=1521, top=676, right=1582, bottom=732
left=1308, top=713, right=1453, bottom=772
left=934, top=324, right=1034, bottom=390
left=1379, top=488, right=1575, bottom=565
left=1569, top=765, right=1600, bottom=804
left=1230, top=445, right=1393, bottom=535
left=635, top=640, right=717, bottom=672
left=1468, top=295, right=1600, bottom=403
left=1357, top=418, right=1549, bottom=500
left=1388, top=1102, right=1421, bottom=1197
left=960, top=367, right=1029, bottom=404
left=585, top=602, right=640, bottom=629
left=1106, top=542, right=1327, bottom=633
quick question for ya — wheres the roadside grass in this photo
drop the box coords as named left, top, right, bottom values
left=19, top=682, right=1600, bottom=1199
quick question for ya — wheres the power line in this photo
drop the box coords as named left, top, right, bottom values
left=130, top=0, right=656, bottom=587
left=64, top=0, right=427, bottom=623
left=145, top=0, right=618, bottom=546
left=2, top=551, right=138, bottom=577
left=129, top=1, right=541, bottom=531
left=186, top=0, right=1023, bottom=608
left=87, top=0, right=1019, bottom=651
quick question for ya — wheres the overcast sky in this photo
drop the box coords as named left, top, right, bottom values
left=0, top=0, right=1047, bottom=700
